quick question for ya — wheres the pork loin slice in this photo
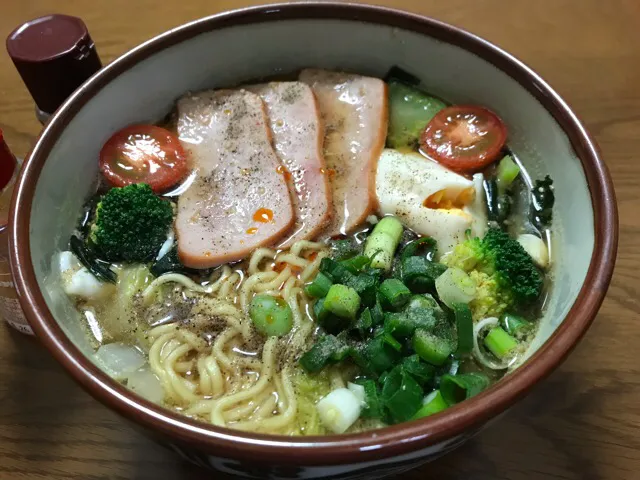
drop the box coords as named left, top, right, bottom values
left=247, top=82, right=332, bottom=247
left=175, top=89, right=294, bottom=268
left=299, top=69, right=388, bottom=236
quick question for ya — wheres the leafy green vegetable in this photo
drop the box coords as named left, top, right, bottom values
left=531, top=175, right=555, bottom=228
left=69, top=235, right=117, bottom=283
left=386, top=80, right=447, bottom=149
left=90, top=184, right=174, bottom=263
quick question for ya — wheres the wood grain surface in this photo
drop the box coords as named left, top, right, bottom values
left=0, top=1, right=636, bottom=479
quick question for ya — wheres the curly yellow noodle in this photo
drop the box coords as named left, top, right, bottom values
left=145, top=240, right=328, bottom=434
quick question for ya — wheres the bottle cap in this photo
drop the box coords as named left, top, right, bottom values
left=6, top=14, right=102, bottom=116
left=0, top=129, right=17, bottom=191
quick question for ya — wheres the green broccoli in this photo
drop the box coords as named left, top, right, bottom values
left=443, top=228, right=543, bottom=319
left=90, top=183, right=174, bottom=263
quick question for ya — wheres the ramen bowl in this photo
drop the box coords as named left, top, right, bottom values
left=9, top=3, right=617, bottom=479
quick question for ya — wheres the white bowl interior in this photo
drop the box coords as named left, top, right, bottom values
left=32, top=19, right=593, bottom=373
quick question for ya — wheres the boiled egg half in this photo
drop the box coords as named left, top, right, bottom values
left=375, top=149, right=487, bottom=256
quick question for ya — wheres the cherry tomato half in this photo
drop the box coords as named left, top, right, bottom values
left=419, top=105, right=507, bottom=173
left=99, top=125, right=188, bottom=192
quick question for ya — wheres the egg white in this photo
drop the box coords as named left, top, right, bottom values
left=375, top=149, right=488, bottom=255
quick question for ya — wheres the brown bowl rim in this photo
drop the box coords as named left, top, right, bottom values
left=9, top=2, right=618, bottom=466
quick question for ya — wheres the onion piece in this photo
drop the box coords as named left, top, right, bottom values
left=517, top=233, right=549, bottom=269
left=127, top=367, right=164, bottom=404
left=317, top=388, right=362, bottom=434
left=435, top=267, right=476, bottom=308
left=95, top=343, right=146, bottom=380
left=472, top=317, right=511, bottom=370
left=156, top=230, right=175, bottom=261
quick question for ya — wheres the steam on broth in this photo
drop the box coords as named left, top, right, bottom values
left=57, top=67, right=554, bottom=435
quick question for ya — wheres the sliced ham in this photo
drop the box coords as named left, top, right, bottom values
left=246, top=81, right=332, bottom=247
left=299, top=69, right=388, bottom=236
left=175, top=89, right=294, bottom=268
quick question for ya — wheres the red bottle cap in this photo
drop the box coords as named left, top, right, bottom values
left=0, top=130, right=17, bottom=191
left=6, top=14, right=102, bottom=116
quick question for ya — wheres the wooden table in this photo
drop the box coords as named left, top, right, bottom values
left=0, top=1, right=635, bottom=479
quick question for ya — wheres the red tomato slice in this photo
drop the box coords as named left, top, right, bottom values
left=419, top=105, right=507, bottom=173
left=99, top=125, right=188, bottom=192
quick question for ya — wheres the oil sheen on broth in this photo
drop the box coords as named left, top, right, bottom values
left=56, top=67, right=554, bottom=435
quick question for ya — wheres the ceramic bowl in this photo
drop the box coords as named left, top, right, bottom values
left=9, top=3, right=617, bottom=479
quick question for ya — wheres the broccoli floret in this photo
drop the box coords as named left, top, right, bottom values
left=443, top=228, right=543, bottom=318
left=90, top=184, right=174, bottom=263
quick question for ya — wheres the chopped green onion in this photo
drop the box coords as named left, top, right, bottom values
left=439, top=373, right=491, bottom=405
left=412, top=328, right=453, bottom=366
left=434, top=267, right=476, bottom=308
left=324, top=284, right=361, bottom=321
left=484, top=326, right=518, bottom=359
left=354, top=307, right=373, bottom=336
left=382, top=365, right=424, bottom=423
left=313, top=297, right=344, bottom=333
left=355, top=379, right=383, bottom=418
left=319, top=258, right=352, bottom=284
left=304, top=272, right=333, bottom=298
left=496, top=155, right=520, bottom=193
left=341, top=255, right=371, bottom=274
left=400, top=236, right=437, bottom=262
left=401, top=256, right=447, bottom=293
left=359, top=335, right=401, bottom=375
left=379, top=278, right=411, bottom=310
left=406, top=294, right=439, bottom=311
left=330, top=239, right=360, bottom=261
left=382, top=332, right=402, bottom=352
left=364, top=216, right=403, bottom=271
left=402, top=355, right=436, bottom=386
left=371, top=296, right=385, bottom=326
left=299, top=335, right=342, bottom=372
left=384, top=308, right=438, bottom=339
left=452, top=303, right=473, bottom=354
left=249, top=294, right=293, bottom=337
left=345, top=273, right=378, bottom=307
left=500, top=313, right=531, bottom=338
left=412, top=390, right=448, bottom=419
